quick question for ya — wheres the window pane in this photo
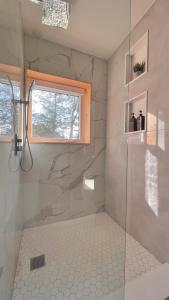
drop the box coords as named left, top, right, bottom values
left=0, top=82, right=20, bottom=136
left=32, top=88, right=81, bottom=140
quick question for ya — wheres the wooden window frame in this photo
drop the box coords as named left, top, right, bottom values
left=0, top=66, right=91, bottom=145
left=27, top=70, right=91, bottom=145
left=0, top=64, right=21, bottom=143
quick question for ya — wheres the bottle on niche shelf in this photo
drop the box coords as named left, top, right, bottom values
left=137, top=110, right=145, bottom=131
left=129, top=113, right=137, bottom=132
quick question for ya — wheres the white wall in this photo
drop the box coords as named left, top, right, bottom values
left=106, top=0, right=169, bottom=263
left=131, top=0, right=156, bottom=29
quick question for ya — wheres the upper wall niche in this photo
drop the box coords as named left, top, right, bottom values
left=125, top=31, right=149, bottom=85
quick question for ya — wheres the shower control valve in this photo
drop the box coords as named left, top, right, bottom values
left=13, top=134, right=23, bottom=156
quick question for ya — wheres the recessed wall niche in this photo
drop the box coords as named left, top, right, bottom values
left=125, top=31, right=149, bottom=85
left=124, top=91, right=148, bottom=134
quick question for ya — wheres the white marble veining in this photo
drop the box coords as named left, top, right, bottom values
left=23, top=35, right=107, bottom=228
left=12, top=213, right=160, bottom=300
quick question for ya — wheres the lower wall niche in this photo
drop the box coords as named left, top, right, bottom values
left=124, top=91, right=147, bottom=134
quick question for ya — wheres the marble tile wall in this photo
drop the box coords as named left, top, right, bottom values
left=106, top=0, right=169, bottom=262
left=23, top=35, right=107, bottom=228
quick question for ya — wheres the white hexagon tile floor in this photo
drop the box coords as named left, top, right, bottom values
left=12, top=213, right=161, bottom=300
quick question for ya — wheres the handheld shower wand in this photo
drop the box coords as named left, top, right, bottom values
left=7, top=75, right=22, bottom=171
left=20, top=80, right=34, bottom=172
left=8, top=75, right=34, bottom=172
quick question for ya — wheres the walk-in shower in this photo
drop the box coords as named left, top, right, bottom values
left=0, top=1, right=169, bottom=300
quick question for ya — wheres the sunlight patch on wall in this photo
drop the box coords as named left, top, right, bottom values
left=145, top=150, right=159, bottom=217
left=83, top=178, right=95, bottom=191
left=147, top=113, right=157, bottom=146
left=158, top=112, right=165, bottom=151
left=148, top=112, right=157, bottom=132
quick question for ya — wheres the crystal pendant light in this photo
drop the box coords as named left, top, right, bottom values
left=42, top=0, right=70, bottom=29
left=29, top=0, right=70, bottom=30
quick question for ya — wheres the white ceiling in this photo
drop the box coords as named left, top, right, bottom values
left=0, top=0, right=156, bottom=60
left=21, top=0, right=130, bottom=59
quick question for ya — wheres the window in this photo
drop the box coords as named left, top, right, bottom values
left=27, top=70, right=91, bottom=144
left=0, top=81, right=20, bottom=136
left=0, top=67, right=91, bottom=144
left=0, top=64, right=21, bottom=142
left=32, top=85, right=81, bottom=140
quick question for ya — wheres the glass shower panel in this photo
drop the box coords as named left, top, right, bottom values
left=0, top=1, right=24, bottom=299
left=94, top=1, right=131, bottom=299
left=126, top=1, right=169, bottom=299
left=105, top=49, right=130, bottom=297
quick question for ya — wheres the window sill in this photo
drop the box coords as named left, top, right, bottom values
left=0, top=136, right=12, bottom=143
left=29, top=137, right=90, bottom=145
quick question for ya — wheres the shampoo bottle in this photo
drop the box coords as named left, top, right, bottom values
left=129, top=113, right=137, bottom=132
left=137, top=110, right=145, bottom=131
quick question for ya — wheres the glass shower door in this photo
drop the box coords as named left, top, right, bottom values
left=105, top=1, right=131, bottom=299
left=0, top=1, right=24, bottom=299
left=126, top=1, right=169, bottom=299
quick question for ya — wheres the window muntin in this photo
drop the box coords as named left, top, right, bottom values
left=31, top=86, right=81, bottom=140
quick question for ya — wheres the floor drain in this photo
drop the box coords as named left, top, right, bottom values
left=164, top=297, right=169, bottom=300
left=30, top=255, right=45, bottom=271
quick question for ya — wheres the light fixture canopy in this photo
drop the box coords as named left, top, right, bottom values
left=30, top=0, right=43, bottom=3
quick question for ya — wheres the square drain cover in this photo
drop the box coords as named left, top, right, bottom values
left=30, top=254, right=45, bottom=271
